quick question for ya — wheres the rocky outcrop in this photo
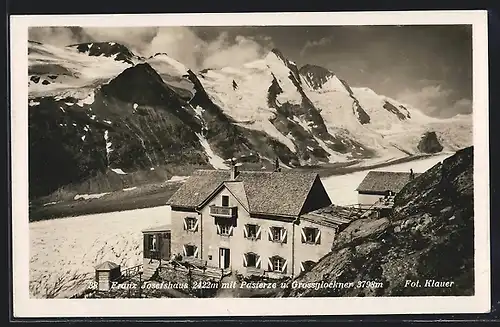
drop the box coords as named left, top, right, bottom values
left=68, top=42, right=136, bottom=64
left=299, top=64, right=334, bottom=90
left=28, top=65, right=209, bottom=199
left=418, top=131, right=444, bottom=154
left=279, top=147, right=474, bottom=297
left=383, top=100, right=408, bottom=120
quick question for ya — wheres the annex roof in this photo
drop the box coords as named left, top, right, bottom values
left=356, top=171, right=421, bottom=193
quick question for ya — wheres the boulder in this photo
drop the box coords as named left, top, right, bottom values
left=418, top=131, right=443, bottom=153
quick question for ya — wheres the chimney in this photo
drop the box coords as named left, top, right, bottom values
left=274, top=158, right=281, bottom=172
left=409, top=168, right=415, bottom=180
left=230, top=158, right=239, bottom=180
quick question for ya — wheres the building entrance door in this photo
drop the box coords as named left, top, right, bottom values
left=219, top=248, right=230, bottom=269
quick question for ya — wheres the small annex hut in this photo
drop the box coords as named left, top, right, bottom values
left=142, top=225, right=171, bottom=266
left=95, top=261, right=121, bottom=291
left=356, top=170, right=420, bottom=207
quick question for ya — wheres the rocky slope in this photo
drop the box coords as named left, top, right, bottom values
left=28, top=40, right=472, bottom=200
left=279, top=146, right=474, bottom=297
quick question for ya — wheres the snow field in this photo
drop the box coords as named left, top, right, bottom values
left=29, top=206, right=171, bottom=298
left=322, top=153, right=454, bottom=206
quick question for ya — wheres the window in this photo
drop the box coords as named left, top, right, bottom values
left=267, top=256, right=287, bottom=273
left=221, top=195, right=229, bottom=207
left=183, top=244, right=198, bottom=258
left=244, top=224, right=261, bottom=239
left=217, top=223, right=234, bottom=236
left=243, top=252, right=261, bottom=268
left=183, top=217, right=199, bottom=232
left=272, top=227, right=281, bottom=241
left=301, top=227, right=321, bottom=245
left=268, top=226, right=287, bottom=243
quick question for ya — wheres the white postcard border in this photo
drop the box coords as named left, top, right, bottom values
left=11, top=10, right=490, bottom=317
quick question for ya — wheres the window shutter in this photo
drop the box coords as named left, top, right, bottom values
left=216, top=224, right=221, bottom=235
left=182, top=245, right=187, bottom=256
left=315, top=229, right=321, bottom=244
left=256, top=255, right=262, bottom=269
left=300, top=228, right=306, bottom=243
left=267, top=257, right=273, bottom=271
left=268, top=227, right=272, bottom=241
left=194, top=246, right=199, bottom=258
left=282, top=259, right=288, bottom=274
left=229, top=226, right=234, bottom=236
left=256, top=226, right=262, bottom=240
left=300, top=261, right=305, bottom=272
left=183, top=218, right=188, bottom=230
left=193, top=219, right=199, bottom=232
left=281, top=228, right=287, bottom=244
left=242, top=254, right=248, bottom=267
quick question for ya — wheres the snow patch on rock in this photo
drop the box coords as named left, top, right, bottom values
left=195, top=132, right=229, bottom=169
left=73, top=192, right=109, bottom=200
left=111, top=168, right=127, bottom=175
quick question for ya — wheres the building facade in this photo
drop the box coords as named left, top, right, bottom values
left=166, top=163, right=343, bottom=277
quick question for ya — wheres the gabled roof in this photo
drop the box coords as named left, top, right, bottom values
left=356, top=171, right=421, bottom=193
left=167, top=169, right=324, bottom=217
left=224, top=181, right=249, bottom=211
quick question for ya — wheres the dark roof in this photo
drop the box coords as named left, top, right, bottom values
left=167, top=169, right=323, bottom=217
left=356, top=171, right=421, bottom=193
left=301, top=205, right=365, bottom=228
left=95, top=261, right=119, bottom=270
left=141, top=224, right=171, bottom=233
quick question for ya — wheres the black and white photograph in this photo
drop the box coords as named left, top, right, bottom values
left=11, top=11, right=490, bottom=317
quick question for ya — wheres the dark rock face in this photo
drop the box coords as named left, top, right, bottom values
left=28, top=64, right=210, bottom=199
left=418, top=131, right=444, bottom=154
left=383, top=100, right=408, bottom=120
left=339, top=78, right=371, bottom=125
left=279, top=147, right=474, bottom=297
left=69, top=42, right=136, bottom=64
left=299, top=64, right=334, bottom=90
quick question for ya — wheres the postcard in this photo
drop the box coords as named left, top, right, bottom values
left=10, top=10, right=490, bottom=317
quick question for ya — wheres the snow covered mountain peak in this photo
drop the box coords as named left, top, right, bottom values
left=27, top=41, right=472, bottom=199
left=28, top=41, right=133, bottom=99
left=66, top=42, right=136, bottom=64
left=146, top=52, right=188, bottom=76
left=267, top=48, right=288, bottom=64
left=299, top=64, right=350, bottom=95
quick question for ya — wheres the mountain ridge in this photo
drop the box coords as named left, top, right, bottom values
left=28, top=41, right=472, bottom=200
